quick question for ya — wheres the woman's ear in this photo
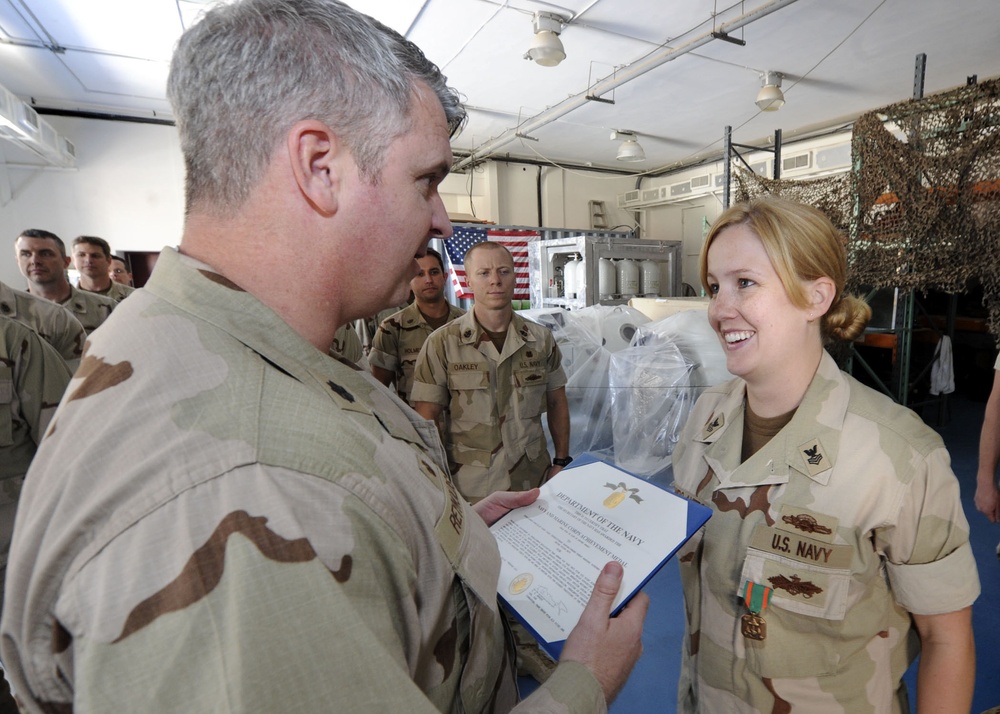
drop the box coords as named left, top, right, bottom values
left=287, top=120, right=342, bottom=216
left=808, top=275, right=837, bottom=317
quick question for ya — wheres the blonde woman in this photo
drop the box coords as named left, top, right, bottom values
left=672, top=197, right=978, bottom=713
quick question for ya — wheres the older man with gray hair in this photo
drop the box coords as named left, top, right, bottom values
left=0, top=1, right=647, bottom=712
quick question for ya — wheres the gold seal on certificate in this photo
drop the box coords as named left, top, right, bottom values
left=509, top=573, right=533, bottom=595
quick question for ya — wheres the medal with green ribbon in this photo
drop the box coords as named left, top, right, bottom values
left=740, top=580, right=771, bottom=641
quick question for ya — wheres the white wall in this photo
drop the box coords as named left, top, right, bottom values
left=447, top=160, right=639, bottom=231
left=1, top=116, right=185, bottom=287
left=3, top=112, right=815, bottom=292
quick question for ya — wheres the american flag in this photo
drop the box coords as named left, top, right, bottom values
left=444, top=227, right=537, bottom=301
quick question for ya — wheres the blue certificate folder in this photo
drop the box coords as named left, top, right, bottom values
left=491, top=453, right=711, bottom=660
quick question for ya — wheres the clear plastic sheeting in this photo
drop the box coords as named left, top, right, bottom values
left=607, top=310, right=732, bottom=482
left=521, top=305, right=732, bottom=483
left=521, top=305, right=650, bottom=460
left=631, top=308, right=732, bottom=390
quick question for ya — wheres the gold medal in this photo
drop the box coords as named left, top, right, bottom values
left=741, top=612, right=766, bottom=640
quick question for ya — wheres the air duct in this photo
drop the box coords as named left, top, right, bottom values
left=0, top=83, right=76, bottom=168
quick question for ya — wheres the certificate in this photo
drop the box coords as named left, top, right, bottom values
left=491, top=454, right=711, bottom=659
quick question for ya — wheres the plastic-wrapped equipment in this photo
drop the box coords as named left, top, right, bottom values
left=608, top=309, right=732, bottom=481
left=521, top=305, right=650, bottom=459
left=521, top=306, right=731, bottom=482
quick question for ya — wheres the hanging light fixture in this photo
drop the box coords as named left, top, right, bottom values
left=524, top=12, right=566, bottom=67
left=756, top=71, right=785, bottom=111
left=611, top=130, right=645, bottom=162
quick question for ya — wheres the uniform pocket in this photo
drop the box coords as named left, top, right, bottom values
left=512, top=368, right=546, bottom=419
left=447, top=369, right=492, bottom=424
left=738, top=546, right=853, bottom=678
left=446, top=369, right=495, bottom=466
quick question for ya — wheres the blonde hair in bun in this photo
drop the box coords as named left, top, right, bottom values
left=700, top=196, right=871, bottom=342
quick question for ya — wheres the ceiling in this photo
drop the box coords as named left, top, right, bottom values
left=1, top=0, right=999, bottom=175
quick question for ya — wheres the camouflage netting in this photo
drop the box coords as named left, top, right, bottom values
left=734, top=170, right=852, bottom=233
left=734, top=77, right=1000, bottom=343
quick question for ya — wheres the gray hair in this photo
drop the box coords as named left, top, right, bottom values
left=167, top=0, right=465, bottom=213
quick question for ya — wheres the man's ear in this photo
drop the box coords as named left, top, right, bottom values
left=287, top=120, right=344, bottom=216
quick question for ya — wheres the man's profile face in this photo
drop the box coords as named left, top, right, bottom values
left=15, top=236, right=70, bottom=288
left=110, top=258, right=132, bottom=285
left=73, top=243, right=111, bottom=280
left=338, top=83, right=454, bottom=316
left=410, top=254, right=446, bottom=304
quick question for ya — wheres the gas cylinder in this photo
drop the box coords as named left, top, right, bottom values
left=658, top=260, right=674, bottom=297
left=598, top=257, right=616, bottom=300
left=616, top=258, right=639, bottom=298
left=639, top=259, right=660, bottom=297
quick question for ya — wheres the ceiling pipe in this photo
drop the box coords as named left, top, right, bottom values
left=453, top=0, right=801, bottom=172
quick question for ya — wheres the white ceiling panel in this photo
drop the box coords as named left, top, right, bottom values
left=0, top=0, right=996, bottom=172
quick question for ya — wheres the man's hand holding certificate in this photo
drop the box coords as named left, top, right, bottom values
left=490, top=455, right=711, bottom=659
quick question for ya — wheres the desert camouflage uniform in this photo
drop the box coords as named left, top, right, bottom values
left=0, top=280, right=86, bottom=367
left=28, top=284, right=116, bottom=335
left=331, top=322, right=369, bottom=369
left=1, top=248, right=603, bottom=714
left=82, top=280, right=135, bottom=303
left=411, top=310, right=566, bottom=501
left=0, top=316, right=72, bottom=590
left=671, top=351, right=980, bottom=713
left=369, top=301, right=465, bottom=403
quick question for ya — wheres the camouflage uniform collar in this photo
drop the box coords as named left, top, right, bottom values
left=456, top=309, right=536, bottom=344
left=398, top=301, right=460, bottom=328
left=63, top=284, right=89, bottom=313
left=397, top=302, right=425, bottom=328
left=145, top=248, right=386, bottom=422
left=701, top=351, right=846, bottom=487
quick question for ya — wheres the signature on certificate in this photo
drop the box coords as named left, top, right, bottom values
left=533, top=586, right=568, bottom=616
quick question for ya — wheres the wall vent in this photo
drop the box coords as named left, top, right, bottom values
left=782, top=152, right=812, bottom=172
left=618, top=189, right=641, bottom=208
left=670, top=181, right=692, bottom=197
left=18, top=103, right=39, bottom=133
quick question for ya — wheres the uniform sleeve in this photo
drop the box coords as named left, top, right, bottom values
left=879, top=445, right=980, bottom=615
left=409, top=333, right=450, bottom=406
left=13, top=327, right=73, bottom=443
left=513, top=661, right=607, bottom=714
left=545, top=337, right=567, bottom=391
left=43, top=308, right=86, bottom=365
left=57, top=473, right=463, bottom=714
left=368, top=318, right=399, bottom=373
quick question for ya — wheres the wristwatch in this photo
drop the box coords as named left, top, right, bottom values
left=552, top=456, right=573, bottom=467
